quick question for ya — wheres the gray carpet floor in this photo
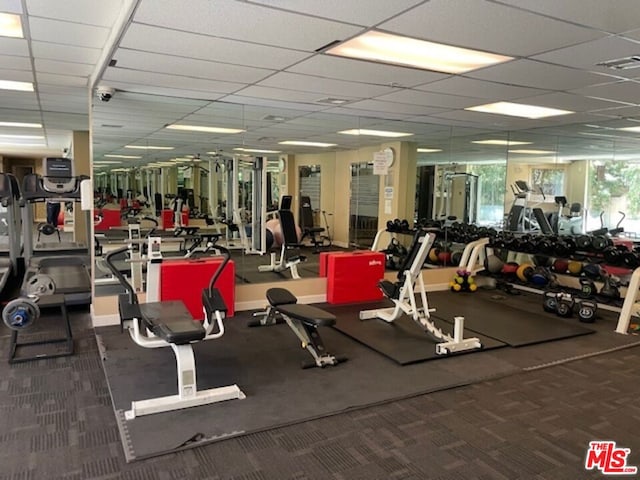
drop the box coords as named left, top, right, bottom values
left=1, top=306, right=640, bottom=479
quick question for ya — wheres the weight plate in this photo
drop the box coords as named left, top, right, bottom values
left=577, top=302, right=597, bottom=323
left=556, top=302, right=573, bottom=317
left=25, top=274, right=56, bottom=296
left=543, top=293, right=557, bottom=313
left=2, top=297, right=40, bottom=330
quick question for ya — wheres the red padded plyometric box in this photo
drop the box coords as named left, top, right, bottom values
left=327, top=251, right=385, bottom=304
left=160, top=258, right=235, bottom=320
left=161, top=209, right=189, bottom=230
left=95, top=208, right=122, bottom=231
left=319, top=250, right=370, bottom=277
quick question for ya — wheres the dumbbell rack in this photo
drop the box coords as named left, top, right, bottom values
left=616, top=266, right=640, bottom=334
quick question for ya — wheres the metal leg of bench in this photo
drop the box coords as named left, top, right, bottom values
left=124, top=343, right=245, bottom=420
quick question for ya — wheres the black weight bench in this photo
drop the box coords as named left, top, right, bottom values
left=108, top=245, right=245, bottom=420
left=252, top=288, right=345, bottom=368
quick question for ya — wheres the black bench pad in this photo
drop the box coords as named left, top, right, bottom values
left=278, top=304, right=336, bottom=327
left=267, top=288, right=298, bottom=306
left=138, top=300, right=205, bottom=345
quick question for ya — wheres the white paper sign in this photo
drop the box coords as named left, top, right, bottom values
left=384, top=199, right=392, bottom=214
left=384, top=186, right=394, bottom=199
left=373, top=150, right=388, bottom=175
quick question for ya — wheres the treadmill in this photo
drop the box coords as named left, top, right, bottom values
left=21, top=158, right=92, bottom=305
left=0, top=173, right=22, bottom=297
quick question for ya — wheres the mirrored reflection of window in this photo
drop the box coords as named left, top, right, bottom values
left=587, top=160, right=640, bottom=235
left=299, top=165, right=321, bottom=210
left=468, top=163, right=506, bottom=226
left=350, top=162, right=379, bottom=248
left=531, top=167, right=564, bottom=196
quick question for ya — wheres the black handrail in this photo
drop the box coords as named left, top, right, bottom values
left=104, top=246, right=138, bottom=305
left=207, top=245, right=231, bottom=294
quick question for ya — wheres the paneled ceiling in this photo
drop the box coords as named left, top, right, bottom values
left=3, top=0, right=640, bottom=164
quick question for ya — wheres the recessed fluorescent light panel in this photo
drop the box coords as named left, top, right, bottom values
left=104, top=154, right=142, bottom=159
left=279, top=141, right=337, bottom=147
left=125, top=145, right=174, bottom=150
left=0, top=13, right=23, bottom=38
left=94, top=161, right=121, bottom=165
left=417, top=148, right=442, bottom=153
left=466, top=102, right=573, bottom=119
left=166, top=124, right=245, bottom=134
left=0, top=134, right=43, bottom=140
left=618, top=126, right=640, bottom=132
left=233, top=148, right=282, bottom=154
left=327, top=30, right=512, bottom=74
left=339, top=129, right=413, bottom=138
left=0, top=121, right=41, bottom=128
left=508, top=149, right=555, bottom=154
left=0, top=80, right=33, bottom=92
left=471, top=139, right=532, bottom=146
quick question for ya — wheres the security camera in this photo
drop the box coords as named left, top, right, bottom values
left=96, top=86, right=115, bottom=102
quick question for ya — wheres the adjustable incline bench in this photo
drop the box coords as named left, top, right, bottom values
left=250, top=287, right=346, bottom=368
left=259, top=208, right=306, bottom=279
left=360, top=229, right=482, bottom=355
left=105, top=245, right=244, bottom=420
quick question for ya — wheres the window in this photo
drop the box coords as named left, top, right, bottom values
left=531, top=168, right=564, bottom=196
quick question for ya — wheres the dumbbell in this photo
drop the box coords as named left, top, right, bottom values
left=577, top=300, right=597, bottom=323
left=556, top=292, right=575, bottom=317
left=579, top=277, right=597, bottom=298
left=591, top=235, right=612, bottom=252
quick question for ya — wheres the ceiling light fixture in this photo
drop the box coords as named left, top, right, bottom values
left=618, top=126, right=640, bottom=132
left=326, top=30, right=512, bottom=74
left=0, top=80, right=33, bottom=92
left=165, top=124, right=245, bottom=134
left=0, top=134, right=43, bottom=140
left=417, top=148, right=443, bottom=153
left=279, top=141, right=337, bottom=147
left=471, top=139, right=533, bottom=146
left=233, top=148, right=282, bottom=154
left=104, top=154, right=142, bottom=159
left=0, top=13, right=23, bottom=38
left=466, top=101, right=573, bottom=119
left=125, top=145, right=175, bottom=150
left=94, top=161, right=122, bottom=165
left=508, top=149, right=556, bottom=154
left=339, top=129, right=413, bottom=138
left=0, top=121, right=41, bottom=128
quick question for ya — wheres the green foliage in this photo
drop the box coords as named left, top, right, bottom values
left=589, top=161, right=640, bottom=215
left=468, top=163, right=506, bottom=206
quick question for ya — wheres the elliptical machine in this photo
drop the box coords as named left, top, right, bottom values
left=548, top=196, right=583, bottom=235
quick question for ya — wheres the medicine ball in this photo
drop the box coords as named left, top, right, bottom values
left=428, top=248, right=439, bottom=263
left=451, top=250, right=463, bottom=266
left=552, top=258, right=569, bottom=274
left=484, top=255, right=504, bottom=274
left=516, top=263, right=534, bottom=282
left=567, top=261, right=583, bottom=276
left=438, top=251, right=452, bottom=264
left=502, top=262, right=519, bottom=276
left=530, top=267, right=549, bottom=286
left=582, top=263, right=601, bottom=280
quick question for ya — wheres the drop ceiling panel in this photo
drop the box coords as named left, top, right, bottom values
left=113, top=49, right=274, bottom=84
left=28, top=17, right=110, bottom=49
left=0, top=0, right=22, bottom=13
left=41, top=112, right=88, bottom=130
left=0, top=37, right=28, bottom=57
left=232, top=85, right=338, bottom=104
left=133, top=0, right=361, bottom=51
left=120, top=24, right=310, bottom=71
left=515, top=92, right=628, bottom=112
left=0, top=92, right=38, bottom=109
left=287, top=54, right=449, bottom=87
left=321, top=106, right=410, bottom=121
left=102, top=68, right=243, bottom=95
left=101, top=80, right=228, bottom=101
left=592, top=105, right=640, bottom=118
left=246, top=0, right=424, bottom=26
left=40, top=100, right=88, bottom=114
left=26, top=0, right=124, bottom=27
left=35, top=59, right=94, bottom=77
left=428, top=109, right=542, bottom=129
left=32, top=41, right=101, bottom=65
left=494, top=0, right=640, bottom=34
left=469, top=59, right=614, bottom=90
left=374, top=89, right=484, bottom=109
left=570, top=80, right=640, bottom=105
left=221, top=94, right=330, bottom=112
left=258, top=72, right=396, bottom=98
left=532, top=36, right=640, bottom=79
left=37, top=73, right=88, bottom=87
left=346, top=99, right=447, bottom=116
left=379, top=0, right=605, bottom=57
left=0, top=69, right=33, bottom=82
left=414, top=76, right=548, bottom=100
left=0, top=54, right=31, bottom=71
left=0, top=108, right=41, bottom=122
